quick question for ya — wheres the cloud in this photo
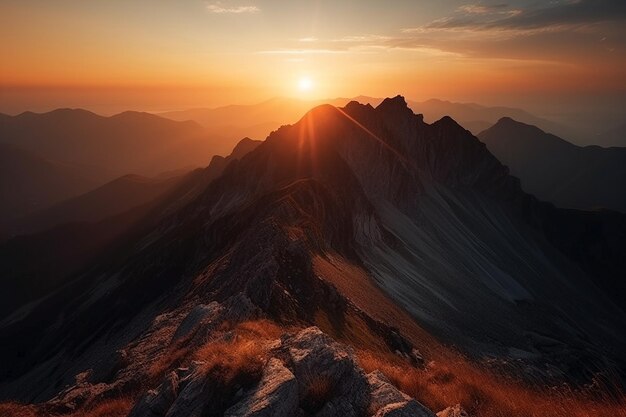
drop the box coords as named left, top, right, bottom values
left=458, top=4, right=509, bottom=15
left=424, top=0, right=626, bottom=32
left=206, top=2, right=259, bottom=14
left=256, top=49, right=346, bottom=55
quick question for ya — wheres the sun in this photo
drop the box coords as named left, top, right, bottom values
left=297, top=77, right=314, bottom=92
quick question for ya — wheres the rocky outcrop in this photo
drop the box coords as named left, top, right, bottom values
left=437, top=404, right=469, bottom=417
left=224, top=358, right=298, bottom=417
left=129, top=325, right=434, bottom=417
left=367, top=370, right=434, bottom=417
left=279, top=327, right=370, bottom=416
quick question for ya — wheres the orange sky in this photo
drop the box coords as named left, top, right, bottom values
left=1, top=0, right=625, bottom=114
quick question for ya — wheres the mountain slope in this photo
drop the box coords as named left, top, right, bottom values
left=410, top=98, right=573, bottom=138
left=478, top=117, right=626, bottom=213
left=8, top=173, right=186, bottom=238
left=597, top=121, right=626, bottom=147
left=0, top=98, right=625, bottom=415
left=0, top=108, right=215, bottom=180
left=0, top=143, right=101, bottom=231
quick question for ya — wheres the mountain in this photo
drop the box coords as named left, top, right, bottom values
left=0, top=108, right=215, bottom=181
left=597, top=121, right=626, bottom=147
left=1, top=98, right=625, bottom=416
left=478, top=117, right=626, bottom=213
left=7, top=173, right=187, bottom=238
left=160, top=98, right=361, bottom=155
left=0, top=143, right=101, bottom=232
left=160, top=96, right=574, bottom=152
left=0, top=138, right=261, bottom=318
left=409, top=98, right=574, bottom=138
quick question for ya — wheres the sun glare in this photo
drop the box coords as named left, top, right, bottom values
left=298, top=77, right=314, bottom=92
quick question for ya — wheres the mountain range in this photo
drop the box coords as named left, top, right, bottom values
left=159, top=96, right=577, bottom=152
left=0, top=108, right=215, bottom=180
left=479, top=117, right=626, bottom=213
left=1, top=97, right=625, bottom=417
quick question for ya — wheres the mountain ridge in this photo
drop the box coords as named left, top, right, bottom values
left=1, top=97, right=625, bottom=416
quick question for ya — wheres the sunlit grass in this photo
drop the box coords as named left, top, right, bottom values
left=357, top=349, right=626, bottom=417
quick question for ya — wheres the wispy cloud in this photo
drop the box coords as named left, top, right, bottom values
left=206, top=2, right=259, bottom=14
left=256, top=49, right=346, bottom=55
left=421, top=0, right=625, bottom=32
left=458, top=4, right=509, bottom=15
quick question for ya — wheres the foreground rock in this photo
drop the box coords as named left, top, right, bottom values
left=437, top=404, right=469, bottom=417
left=224, top=358, right=298, bottom=417
left=128, top=322, right=435, bottom=417
left=368, top=370, right=434, bottom=417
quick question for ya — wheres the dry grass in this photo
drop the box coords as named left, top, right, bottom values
left=357, top=350, right=626, bottom=417
left=300, top=374, right=335, bottom=413
left=66, top=398, right=133, bottom=417
left=0, top=402, right=38, bottom=417
left=0, top=397, right=133, bottom=417
left=148, top=342, right=191, bottom=380
left=193, top=319, right=289, bottom=384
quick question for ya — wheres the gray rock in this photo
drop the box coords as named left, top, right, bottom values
left=281, top=327, right=370, bottom=416
left=172, top=302, right=223, bottom=341
left=128, top=371, right=179, bottom=417
left=367, top=370, right=410, bottom=412
left=224, top=358, right=298, bottom=417
left=436, top=404, right=469, bottom=417
left=367, top=370, right=434, bottom=417
left=164, top=365, right=207, bottom=417
left=374, top=400, right=435, bottom=417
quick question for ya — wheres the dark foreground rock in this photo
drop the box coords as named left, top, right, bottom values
left=128, top=322, right=435, bottom=417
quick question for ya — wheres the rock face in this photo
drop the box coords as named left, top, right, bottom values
left=367, top=371, right=434, bottom=417
left=224, top=358, right=298, bottom=417
left=437, top=404, right=469, bottom=417
left=128, top=323, right=432, bottom=417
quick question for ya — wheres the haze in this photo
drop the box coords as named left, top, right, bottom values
left=1, top=0, right=625, bottom=123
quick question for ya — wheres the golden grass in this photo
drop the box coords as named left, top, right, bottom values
left=357, top=350, right=626, bottom=417
left=193, top=319, right=290, bottom=384
left=0, top=397, right=133, bottom=417
left=0, top=402, right=38, bottom=417
left=67, top=398, right=133, bottom=417
left=300, top=374, right=335, bottom=413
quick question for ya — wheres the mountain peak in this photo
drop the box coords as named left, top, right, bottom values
left=376, top=95, right=410, bottom=113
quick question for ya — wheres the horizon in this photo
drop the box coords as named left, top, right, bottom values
left=1, top=1, right=625, bottom=122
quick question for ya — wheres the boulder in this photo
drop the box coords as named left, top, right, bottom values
left=375, top=401, right=435, bottom=417
left=437, top=404, right=469, bottom=417
left=172, top=303, right=222, bottom=341
left=367, top=371, right=434, bottom=417
left=281, top=327, right=370, bottom=416
left=224, top=358, right=298, bottom=417
left=128, top=371, right=179, bottom=417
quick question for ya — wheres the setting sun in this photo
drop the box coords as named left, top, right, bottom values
left=298, top=77, right=314, bottom=92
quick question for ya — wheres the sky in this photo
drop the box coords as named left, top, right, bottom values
left=1, top=0, right=625, bottom=116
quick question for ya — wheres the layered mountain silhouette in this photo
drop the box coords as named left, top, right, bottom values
left=160, top=96, right=572, bottom=153
left=0, top=143, right=102, bottom=233
left=597, top=121, right=626, bottom=147
left=0, top=109, right=215, bottom=181
left=7, top=173, right=186, bottom=238
left=479, top=117, right=626, bottom=213
left=1, top=98, right=625, bottom=416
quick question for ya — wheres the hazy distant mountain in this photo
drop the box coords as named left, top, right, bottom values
left=596, top=121, right=626, bottom=147
left=161, top=96, right=574, bottom=151
left=160, top=98, right=355, bottom=154
left=0, top=108, right=215, bottom=180
left=409, top=98, right=573, bottom=138
left=0, top=143, right=100, bottom=230
left=479, top=117, right=626, bottom=213
left=9, top=173, right=186, bottom=238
